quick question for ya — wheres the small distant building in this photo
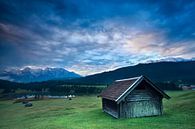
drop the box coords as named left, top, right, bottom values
left=190, top=85, right=195, bottom=90
left=181, top=85, right=195, bottom=90
left=182, top=86, right=191, bottom=90
left=99, top=75, right=170, bottom=118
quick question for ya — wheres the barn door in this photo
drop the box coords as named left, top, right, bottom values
left=125, top=99, right=161, bottom=118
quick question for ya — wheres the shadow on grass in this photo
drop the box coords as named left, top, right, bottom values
left=88, top=108, right=174, bottom=121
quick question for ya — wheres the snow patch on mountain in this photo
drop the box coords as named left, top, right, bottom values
left=0, top=67, right=81, bottom=83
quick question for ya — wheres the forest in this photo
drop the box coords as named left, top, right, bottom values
left=0, top=79, right=181, bottom=98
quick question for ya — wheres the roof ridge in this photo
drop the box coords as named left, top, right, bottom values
left=115, top=75, right=142, bottom=82
left=99, top=75, right=170, bottom=102
left=115, top=76, right=143, bottom=102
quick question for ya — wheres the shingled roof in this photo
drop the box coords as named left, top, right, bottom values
left=99, top=75, right=170, bottom=103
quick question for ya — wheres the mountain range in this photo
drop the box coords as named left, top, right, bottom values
left=0, top=61, right=195, bottom=84
left=69, top=61, right=195, bottom=84
left=0, top=67, right=81, bottom=83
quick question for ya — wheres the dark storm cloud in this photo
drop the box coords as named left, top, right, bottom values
left=0, top=0, right=195, bottom=75
left=1, top=0, right=194, bottom=41
left=154, top=0, right=195, bottom=41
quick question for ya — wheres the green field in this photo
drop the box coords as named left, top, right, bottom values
left=0, top=91, right=195, bottom=129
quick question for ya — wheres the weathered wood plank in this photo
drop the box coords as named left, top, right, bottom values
left=122, top=99, right=162, bottom=118
left=120, top=88, right=163, bottom=118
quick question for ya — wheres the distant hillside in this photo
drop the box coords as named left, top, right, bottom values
left=2, top=61, right=192, bottom=93
left=0, top=67, right=81, bottom=83
left=0, top=61, right=194, bottom=85
left=70, top=61, right=195, bottom=84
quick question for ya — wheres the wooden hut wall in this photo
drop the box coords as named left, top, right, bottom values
left=120, top=80, right=163, bottom=118
left=102, top=98, right=118, bottom=118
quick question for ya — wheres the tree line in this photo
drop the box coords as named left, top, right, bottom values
left=0, top=79, right=181, bottom=97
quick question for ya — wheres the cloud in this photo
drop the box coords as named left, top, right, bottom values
left=0, top=0, right=195, bottom=75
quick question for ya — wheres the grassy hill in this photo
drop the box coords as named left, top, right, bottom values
left=0, top=91, right=195, bottom=129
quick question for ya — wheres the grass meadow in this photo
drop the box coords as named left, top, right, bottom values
left=0, top=91, right=195, bottom=129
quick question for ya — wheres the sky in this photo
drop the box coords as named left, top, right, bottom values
left=0, top=0, right=195, bottom=75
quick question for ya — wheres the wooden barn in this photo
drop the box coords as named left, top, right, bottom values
left=99, top=75, right=170, bottom=118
